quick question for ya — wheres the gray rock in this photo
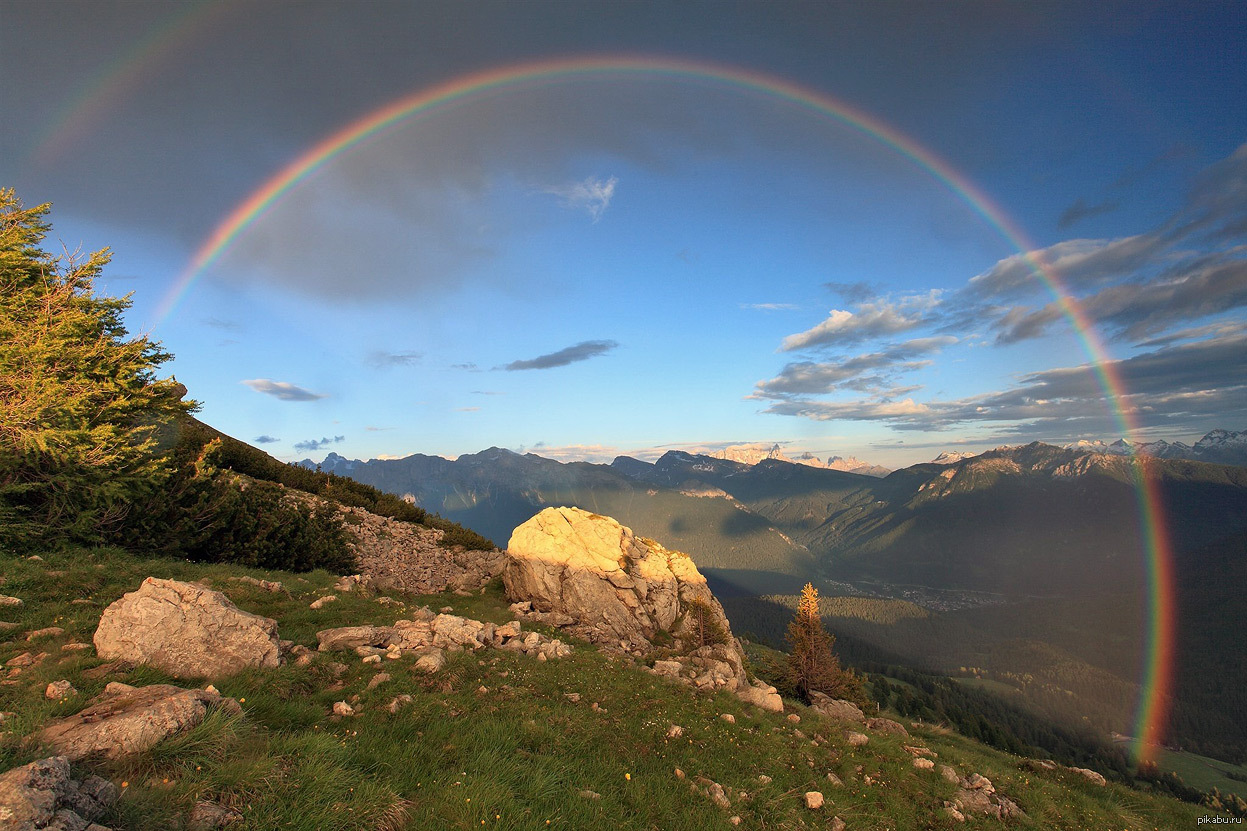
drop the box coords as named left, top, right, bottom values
left=0, top=756, right=117, bottom=831
left=94, top=578, right=280, bottom=678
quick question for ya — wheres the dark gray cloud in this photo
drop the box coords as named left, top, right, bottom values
left=253, top=435, right=280, bottom=444
left=1057, top=197, right=1119, bottom=229
left=823, top=281, right=878, bottom=303
left=762, top=332, right=1247, bottom=439
left=503, top=339, right=619, bottom=371
left=293, top=435, right=345, bottom=452
left=241, top=378, right=327, bottom=401
left=753, top=336, right=955, bottom=398
left=366, top=350, right=422, bottom=368
left=993, top=254, right=1247, bottom=344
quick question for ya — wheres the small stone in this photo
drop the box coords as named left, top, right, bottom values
left=787, top=713, right=801, bottom=723
left=829, top=817, right=846, bottom=831
left=913, top=757, right=935, bottom=770
left=564, top=692, right=581, bottom=703
left=204, top=684, right=220, bottom=695
left=1069, top=767, right=1107, bottom=786
left=666, top=724, right=684, bottom=739
left=707, top=781, right=730, bottom=808
left=386, top=694, right=413, bottom=713
left=0, top=595, right=23, bottom=607
left=476, top=685, right=488, bottom=694
left=332, top=701, right=355, bottom=717
left=367, top=673, right=391, bottom=690
left=720, top=713, right=736, bottom=724
left=939, top=764, right=959, bottom=783
left=414, top=648, right=446, bottom=673
left=674, top=768, right=685, bottom=779
left=6, top=651, right=39, bottom=668
left=188, top=800, right=244, bottom=830
left=27, top=555, right=43, bottom=561
left=729, top=817, right=742, bottom=826
left=826, top=772, right=844, bottom=787
left=579, top=789, right=601, bottom=800
left=757, top=774, right=772, bottom=784
left=439, top=606, right=454, bottom=613
left=62, top=642, right=91, bottom=651
left=46, top=679, right=77, bottom=699
left=27, top=626, right=65, bottom=640
left=845, top=731, right=869, bottom=747
left=0, top=621, right=17, bottom=631
left=362, top=654, right=382, bottom=664
left=804, top=791, right=824, bottom=810
left=309, top=595, right=337, bottom=609
left=71, top=598, right=92, bottom=605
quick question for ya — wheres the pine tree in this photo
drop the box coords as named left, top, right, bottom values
left=0, top=189, right=193, bottom=547
left=783, top=583, right=865, bottom=704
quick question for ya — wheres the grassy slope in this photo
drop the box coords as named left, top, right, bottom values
left=0, top=549, right=1228, bottom=830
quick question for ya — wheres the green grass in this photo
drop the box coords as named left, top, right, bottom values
left=0, top=547, right=1234, bottom=830
left=1154, top=748, right=1247, bottom=801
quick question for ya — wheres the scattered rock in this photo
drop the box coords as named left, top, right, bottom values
left=309, top=595, right=337, bottom=609
left=787, top=713, right=801, bottom=723
left=757, top=774, right=772, bottom=784
left=39, top=683, right=240, bottom=760
left=188, top=800, right=243, bottom=829
left=414, top=647, right=447, bottom=673
left=803, top=791, right=824, bottom=810
left=808, top=691, right=866, bottom=722
left=0, top=621, right=17, bottom=632
left=720, top=713, right=736, bottom=724
left=578, top=789, right=601, bottom=800
left=865, top=717, right=908, bottom=737
left=829, top=817, right=846, bottom=831
left=26, top=626, right=65, bottom=640
left=913, top=757, right=935, bottom=770
left=1069, top=767, right=1107, bottom=786
left=674, top=768, right=685, bottom=779
left=667, top=724, right=684, bottom=739
left=845, top=731, right=869, bottom=747
left=45, top=679, right=77, bottom=700
left=729, top=817, right=742, bottom=826
left=938, top=764, right=960, bottom=783
left=735, top=680, right=784, bottom=712
left=61, top=642, right=91, bottom=652
left=332, top=701, right=355, bottom=717
left=362, top=654, right=381, bottom=664
left=0, top=595, right=23, bottom=607
left=228, top=576, right=284, bottom=593
left=387, top=694, right=413, bottom=714
left=954, top=773, right=1024, bottom=820
left=0, top=755, right=117, bottom=831
left=367, top=672, right=391, bottom=690
left=94, top=577, right=281, bottom=678
left=6, top=651, right=42, bottom=668
left=826, top=772, right=843, bottom=787
left=707, top=781, right=730, bottom=809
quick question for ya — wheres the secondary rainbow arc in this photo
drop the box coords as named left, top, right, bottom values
left=157, top=54, right=1176, bottom=761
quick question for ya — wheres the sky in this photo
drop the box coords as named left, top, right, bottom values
left=3, top=0, right=1245, bottom=469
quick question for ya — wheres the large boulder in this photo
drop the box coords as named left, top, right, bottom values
left=0, top=756, right=117, bottom=831
left=39, top=682, right=241, bottom=761
left=94, top=577, right=281, bottom=678
left=505, top=507, right=734, bottom=652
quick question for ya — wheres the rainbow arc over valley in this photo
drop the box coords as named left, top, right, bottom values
left=158, top=55, right=1176, bottom=760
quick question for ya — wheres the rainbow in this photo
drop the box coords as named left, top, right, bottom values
left=162, top=55, right=1175, bottom=760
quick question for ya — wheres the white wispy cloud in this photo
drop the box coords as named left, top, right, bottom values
left=241, top=379, right=327, bottom=401
left=544, top=175, right=619, bottom=221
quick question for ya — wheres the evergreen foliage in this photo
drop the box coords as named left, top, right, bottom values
left=780, top=583, right=866, bottom=705
left=0, top=190, right=192, bottom=548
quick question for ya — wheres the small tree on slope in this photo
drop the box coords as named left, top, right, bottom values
left=783, top=582, right=865, bottom=704
left=0, top=189, right=193, bottom=547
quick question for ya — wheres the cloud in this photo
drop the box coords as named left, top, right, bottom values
left=293, top=435, right=345, bottom=452
left=503, top=339, right=619, bottom=370
left=761, top=331, right=1247, bottom=440
left=823, top=281, right=877, bottom=302
left=741, top=302, right=799, bottom=311
left=253, top=435, right=281, bottom=444
left=204, top=317, right=243, bottom=331
left=753, top=337, right=956, bottom=398
left=993, top=251, right=1247, bottom=344
left=366, top=350, right=421, bottom=368
left=965, top=235, right=1161, bottom=301
left=472, top=390, right=504, bottom=395
left=544, top=175, right=618, bottom=221
left=365, top=425, right=394, bottom=431
left=241, top=379, right=327, bottom=401
left=1057, top=197, right=1119, bottom=229
left=455, top=406, right=481, bottom=412
left=450, top=363, right=480, bottom=372
left=780, top=294, right=940, bottom=351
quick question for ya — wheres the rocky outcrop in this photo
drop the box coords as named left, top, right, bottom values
left=504, top=507, right=779, bottom=710
left=39, top=682, right=241, bottom=761
left=504, top=507, right=733, bottom=652
left=808, top=691, right=865, bottom=722
left=0, top=756, right=117, bottom=831
left=315, top=609, right=571, bottom=664
left=94, top=577, right=281, bottom=678
left=950, top=773, right=1023, bottom=820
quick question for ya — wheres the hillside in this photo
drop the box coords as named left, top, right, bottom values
left=2, top=547, right=1236, bottom=829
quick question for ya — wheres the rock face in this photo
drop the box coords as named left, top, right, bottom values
left=0, top=756, right=117, bottom=831
left=504, top=507, right=779, bottom=710
left=94, top=577, right=281, bottom=678
left=504, top=507, right=732, bottom=652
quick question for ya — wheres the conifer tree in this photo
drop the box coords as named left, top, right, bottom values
left=783, top=582, right=865, bottom=704
left=0, top=189, right=193, bottom=547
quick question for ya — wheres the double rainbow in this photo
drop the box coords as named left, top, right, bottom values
left=152, top=55, right=1174, bottom=760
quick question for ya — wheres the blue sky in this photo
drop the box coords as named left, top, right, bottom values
left=3, top=1, right=1245, bottom=468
